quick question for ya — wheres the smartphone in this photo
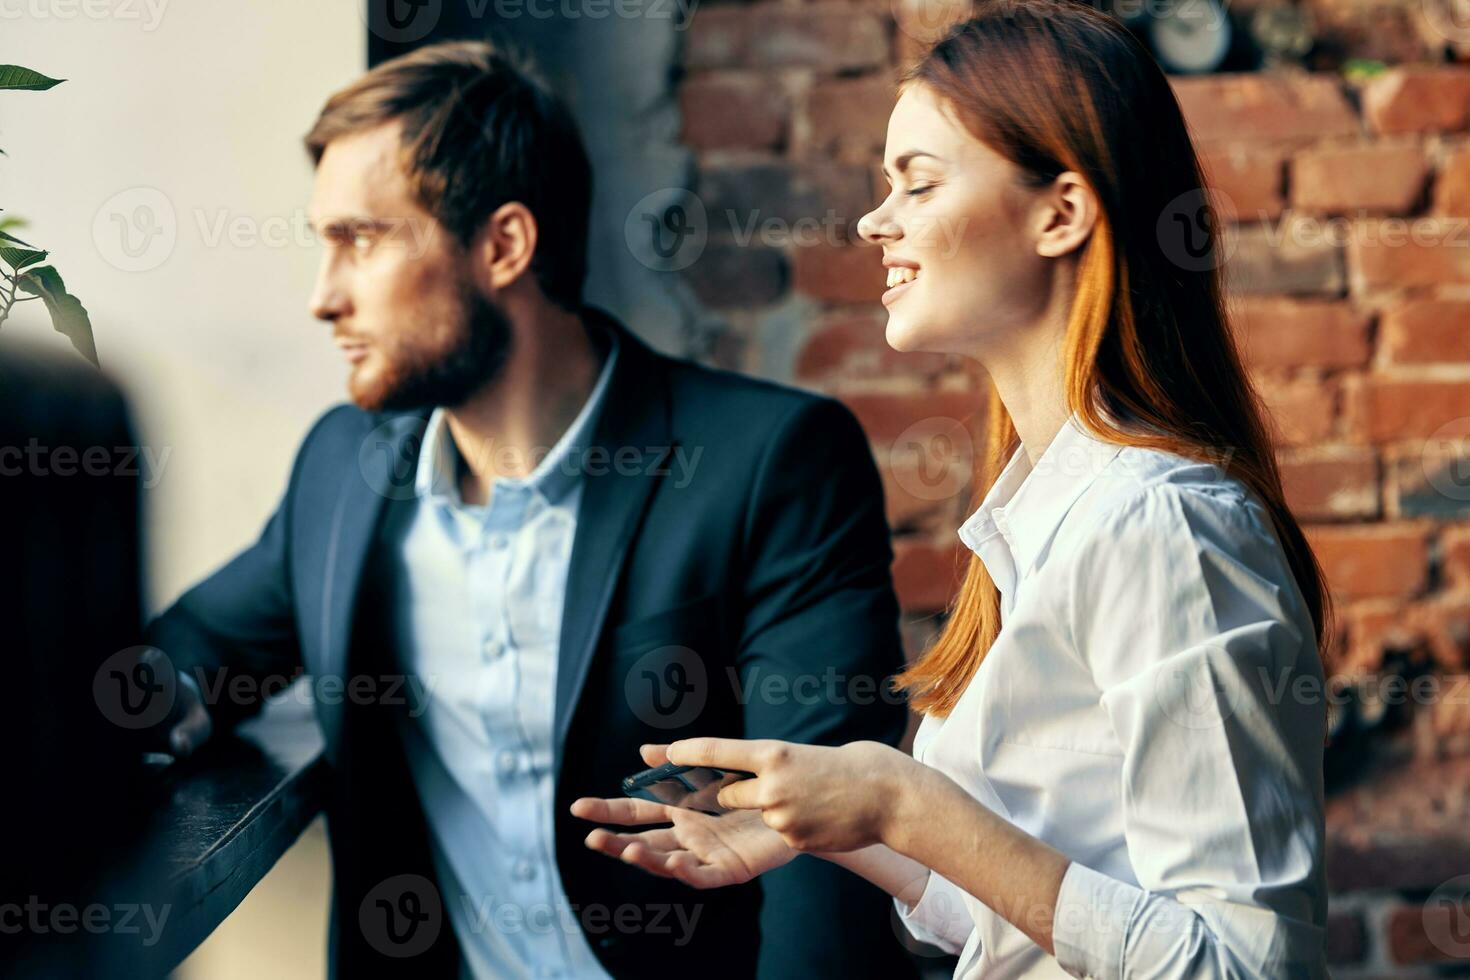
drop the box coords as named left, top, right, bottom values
left=621, top=762, right=755, bottom=816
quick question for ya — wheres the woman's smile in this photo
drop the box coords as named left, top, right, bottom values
left=882, top=259, right=921, bottom=306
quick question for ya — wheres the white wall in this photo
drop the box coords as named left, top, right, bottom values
left=3, top=0, right=365, bottom=608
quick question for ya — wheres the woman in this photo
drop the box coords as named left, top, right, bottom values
left=572, top=1, right=1331, bottom=975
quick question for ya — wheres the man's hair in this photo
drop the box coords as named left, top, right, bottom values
left=305, top=39, right=591, bottom=312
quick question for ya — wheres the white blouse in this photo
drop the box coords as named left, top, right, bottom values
left=897, top=414, right=1328, bottom=978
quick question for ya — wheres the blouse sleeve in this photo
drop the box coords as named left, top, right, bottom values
left=1052, top=483, right=1328, bottom=979
left=895, top=869, right=976, bottom=955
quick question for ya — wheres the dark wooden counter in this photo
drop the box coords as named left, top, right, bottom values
left=6, top=690, right=327, bottom=979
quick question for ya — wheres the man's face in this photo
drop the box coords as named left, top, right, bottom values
left=306, top=121, right=511, bottom=411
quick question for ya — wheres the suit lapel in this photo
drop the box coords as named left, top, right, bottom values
left=316, top=410, right=428, bottom=755
left=553, top=315, right=673, bottom=765
left=309, top=315, right=669, bottom=765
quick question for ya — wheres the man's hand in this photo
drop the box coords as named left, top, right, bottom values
left=142, top=647, right=214, bottom=759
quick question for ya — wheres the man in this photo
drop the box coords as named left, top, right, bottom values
left=145, top=40, right=914, bottom=979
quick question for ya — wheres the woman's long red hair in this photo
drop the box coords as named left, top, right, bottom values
left=892, top=0, right=1334, bottom=716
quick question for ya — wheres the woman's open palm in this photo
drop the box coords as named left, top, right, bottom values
left=570, top=795, right=796, bottom=889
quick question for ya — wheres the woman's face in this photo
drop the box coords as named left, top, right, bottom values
left=858, top=84, right=1057, bottom=359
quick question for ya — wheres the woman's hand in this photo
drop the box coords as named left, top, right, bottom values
left=667, top=737, right=928, bottom=854
left=569, top=746, right=798, bottom=889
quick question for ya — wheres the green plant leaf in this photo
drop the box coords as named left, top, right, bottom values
left=0, top=244, right=48, bottom=270
left=0, top=214, right=28, bottom=234
left=0, top=228, right=34, bottom=248
left=17, top=266, right=96, bottom=365
left=0, top=66, right=64, bottom=91
left=1342, top=58, right=1388, bottom=82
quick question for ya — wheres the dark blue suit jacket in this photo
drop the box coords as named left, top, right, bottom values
left=145, top=308, right=916, bottom=979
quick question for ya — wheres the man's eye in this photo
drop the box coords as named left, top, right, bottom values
left=352, top=233, right=374, bottom=250
left=907, top=185, right=935, bottom=197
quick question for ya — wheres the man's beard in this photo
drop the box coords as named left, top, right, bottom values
left=350, top=287, right=513, bottom=413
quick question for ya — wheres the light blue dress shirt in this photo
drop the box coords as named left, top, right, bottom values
left=381, top=333, right=619, bottom=980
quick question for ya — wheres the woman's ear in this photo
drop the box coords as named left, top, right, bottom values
left=474, top=201, right=539, bottom=292
left=1034, top=170, right=1098, bottom=259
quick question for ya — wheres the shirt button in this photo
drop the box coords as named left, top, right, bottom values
left=489, top=532, right=510, bottom=550
left=482, top=639, right=503, bottom=660
left=497, top=750, right=520, bottom=776
left=512, top=859, right=537, bottom=882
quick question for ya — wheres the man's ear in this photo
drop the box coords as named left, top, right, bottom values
left=474, top=201, right=539, bottom=292
left=1034, top=171, right=1097, bottom=259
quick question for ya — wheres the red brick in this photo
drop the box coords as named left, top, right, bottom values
left=699, top=161, right=873, bottom=240
left=1445, top=524, right=1470, bottom=589
left=839, top=387, right=983, bottom=443
left=1412, top=597, right=1470, bottom=671
left=1388, top=900, right=1463, bottom=964
left=686, top=6, right=888, bottom=72
left=1200, top=144, right=1285, bottom=222
left=795, top=308, right=950, bottom=384
left=1256, top=378, right=1339, bottom=446
left=1171, top=74, right=1358, bottom=145
left=1386, top=437, right=1470, bottom=518
left=1431, top=672, right=1470, bottom=737
left=1433, top=142, right=1470, bottom=216
left=1306, top=523, right=1430, bottom=600
left=792, top=241, right=885, bottom=304
left=1362, top=66, right=1470, bottom=135
left=680, top=73, right=790, bottom=152
left=1339, top=599, right=1414, bottom=674
left=1290, top=143, right=1427, bottom=215
left=1380, top=297, right=1470, bottom=364
left=1325, top=756, right=1470, bottom=889
left=682, top=241, right=787, bottom=308
left=1279, top=447, right=1380, bottom=521
left=877, top=414, right=977, bottom=515
left=1312, top=2, right=1432, bottom=65
left=1226, top=218, right=1345, bottom=296
left=801, top=76, right=895, bottom=163
left=1349, top=218, right=1470, bottom=290
left=879, top=455, right=970, bottom=534
left=1345, top=378, right=1470, bottom=442
left=891, top=539, right=968, bottom=612
left=892, top=0, right=972, bottom=53
left=1337, top=592, right=1470, bottom=674
left=1231, top=297, right=1371, bottom=370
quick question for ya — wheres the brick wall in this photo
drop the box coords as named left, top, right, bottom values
left=672, top=2, right=1470, bottom=972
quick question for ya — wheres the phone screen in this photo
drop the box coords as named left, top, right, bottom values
left=621, top=763, right=754, bottom=815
